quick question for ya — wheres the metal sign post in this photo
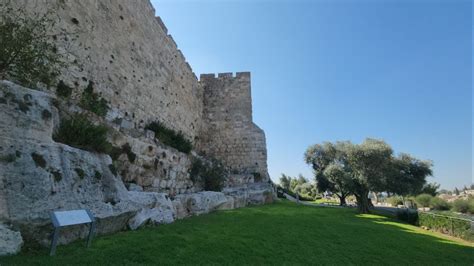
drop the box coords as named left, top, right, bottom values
left=49, top=209, right=96, bottom=256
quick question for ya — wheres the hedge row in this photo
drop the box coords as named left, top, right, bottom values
left=418, top=212, right=473, bottom=241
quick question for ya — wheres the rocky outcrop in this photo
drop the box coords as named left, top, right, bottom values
left=0, top=81, right=275, bottom=253
left=0, top=224, right=23, bottom=256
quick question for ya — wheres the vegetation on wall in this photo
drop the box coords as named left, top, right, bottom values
left=31, top=152, right=46, bottom=168
left=56, top=80, right=73, bottom=98
left=0, top=5, right=63, bottom=88
left=190, top=157, right=226, bottom=192
left=145, top=121, right=192, bottom=154
left=108, top=143, right=136, bottom=163
left=79, top=81, right=109, bottom=117
left=252, top=172, right=262, bottom=182
left=53, top=114, right=110, bottom=153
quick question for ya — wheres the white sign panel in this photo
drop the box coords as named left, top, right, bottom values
left=53, top=210, right=92, bottom=227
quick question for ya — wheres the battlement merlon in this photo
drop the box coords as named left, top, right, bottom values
left=199, top=72, right=251, bottom=82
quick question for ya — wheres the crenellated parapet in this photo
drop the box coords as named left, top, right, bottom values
left=199, top=72, right=250, bottom=81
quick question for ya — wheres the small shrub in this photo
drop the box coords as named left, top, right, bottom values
left=50, top=169, right=62, bottom=182
left=253, top=172, right=262, bottom=182
left=396, top=209, right=419, bottom=225
left=469, top=197, right=474, bottom=214
left=387, top=196, right=403, bottom=207
left=145, top=121, right=192, bottom=154
left=107, top=143, right=136, bottom=163
left=430, top=197, right=450, bottom=211
left=121, top=143, right=136, bottom=163
left=415, top=194, right=433, bottom=208
left=94, top=171, right=102, bottom=179
left=75, top=168, right=85, bottom=179
left=0, top=153, right=16, bottom=163
left=53, top=114, right=110, bottom=153
left=16, top=100, right=30, bottom=113
left=107, top=146, right=123, bottom=161
left=41, top=109, right=52, bottom=120
left=31, top=152, right=46, bottom=168
left=189, top=157, right=226, bottom=192
left=79, top=82, right=109, bottom=117
left=56, top=80, right=72, bottom=98
left=452, top=199, right=469, bottom=213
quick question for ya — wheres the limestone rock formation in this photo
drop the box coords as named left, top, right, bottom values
left=0, top=224, right=23, bottom=256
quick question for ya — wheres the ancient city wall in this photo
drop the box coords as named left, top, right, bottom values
left=0, top=0, right=275, bottom=252
left=12, top=0, right=269, bottom=180
left=13, top=0, right=203, bottom=142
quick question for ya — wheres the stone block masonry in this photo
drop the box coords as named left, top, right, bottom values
left=199, top=73, right=269, bottom=181
left=13, top=0, right=269, bottom=182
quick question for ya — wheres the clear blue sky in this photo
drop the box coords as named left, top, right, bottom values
left=151, top=0, right=472, bottom=190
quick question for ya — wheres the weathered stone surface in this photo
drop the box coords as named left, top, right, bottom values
left=199, top=74, right=269, bottom=180
left=129, top=198, right=174, bottom=230
left=173, top=191, right=228, bottom=217
left=217, top=196, right=235, bottom=210
left=128, top=183, right=144, bottom=192
left=109, top=133, right=197, bottom=194
left=223, top=182, right=276, bottom=207
left=0, top=224, right=23, bottom=256
left=0, top=82, right=173, bottom=247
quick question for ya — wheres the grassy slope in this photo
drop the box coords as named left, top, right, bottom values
left=1, top=201, right=473, bottom=265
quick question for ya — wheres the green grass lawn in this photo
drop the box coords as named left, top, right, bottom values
left=2, top=200, right=473, bottom=265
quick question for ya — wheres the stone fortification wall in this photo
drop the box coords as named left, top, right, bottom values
left=13, top=0, right=203, bottom=142
left=199, top=73, right=269, bottom=183
left=0, top=0, right=276, bottom=253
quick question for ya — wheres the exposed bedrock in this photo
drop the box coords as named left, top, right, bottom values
left=0, top=81, right=275, bottom=249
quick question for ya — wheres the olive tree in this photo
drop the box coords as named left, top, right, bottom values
left=305, top=141, right=353, bottom=206
left=306, top=138, right=432, bottom=213
left=346, top=139, right=393, bottom=213
left=385, top=154, right=433, bottom=200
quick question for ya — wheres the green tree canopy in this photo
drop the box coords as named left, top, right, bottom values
left=305, top=138, right=433, bottom=213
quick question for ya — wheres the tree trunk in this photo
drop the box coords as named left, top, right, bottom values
left=355, top=190, right=370, bottom=213
left=338, top=195, right=346, bottom=206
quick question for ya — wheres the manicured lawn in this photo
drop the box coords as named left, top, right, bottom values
left=2, top=201, right=473, bottom=265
